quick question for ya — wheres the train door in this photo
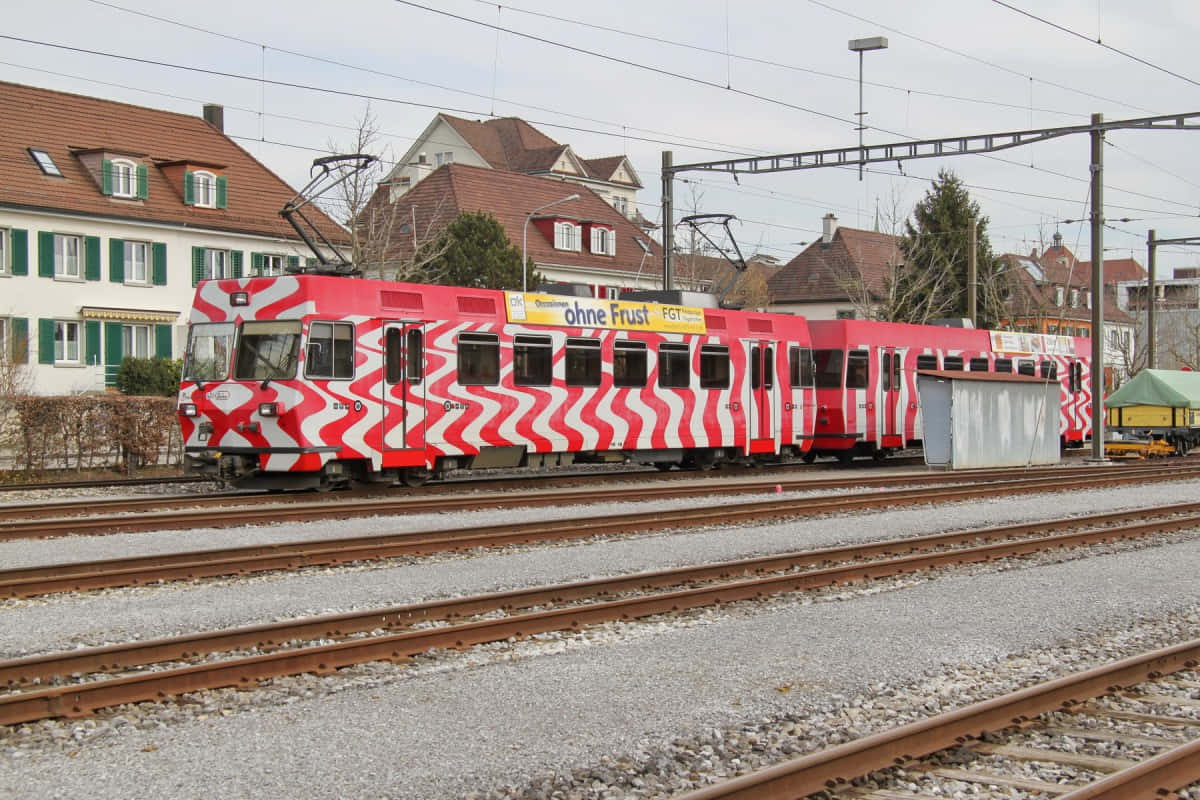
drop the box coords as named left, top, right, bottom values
left=877, top=347, right=904, bottom=449
left=747, top=341, right=779, bottom=454
left=381, top=322, right=426, bottom=456
left=1064, top=359, right=1085, bottom=443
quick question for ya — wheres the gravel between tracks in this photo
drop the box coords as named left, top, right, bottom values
left=1, top=477, right=1199, bottom=798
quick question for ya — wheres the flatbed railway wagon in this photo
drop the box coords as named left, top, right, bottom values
left=177, top=275, right=817, bottom=490
left=1105, top=368, right=1200, bottom=456
left=806, top=319, right=1092, bottom=462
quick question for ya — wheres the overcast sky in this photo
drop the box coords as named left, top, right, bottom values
left=7, top=0, right=1200, bottom=275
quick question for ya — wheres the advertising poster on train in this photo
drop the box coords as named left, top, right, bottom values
left=505, top=292, right=707, bottom=334
left=989, top=331, right=1074, bottom=355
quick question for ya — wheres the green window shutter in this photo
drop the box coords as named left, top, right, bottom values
left=136, top=164, right=149, bottom=200
left=215, top=176, right=228, bottom=209
left=192, top=246, right=204, bottom=287
left=101, top=159, right=113, bottom=196
left=104, top=321, right=123, bottom=366
left=152, top=242, right=167, bottom=286
left=37, top=231, right=54, bottom=278
left=10, top=229, right=27, bottom=276
left=84, top=236, right=101, bottom=281
left=10, top=318, right=29, bottom=364
left=250, top=252, right=264, bottom=277
left=109, top=238, right=125, bottom=283
left=286, top=255, right=299, bottom=272
left=184, top=171, right=195, bottom=205
left=231, top=250, right=243, bottom=279
left=84, top=320, right=101, bottom=366
left=37, top=318, right=55, bottom=364
left=155, top=324, right=173, bottom=359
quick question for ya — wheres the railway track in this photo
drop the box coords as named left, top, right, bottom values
left=1, top=498, right=1197, bottom=726
left=5, top=467, right=1200, bottom=598
left=2, top=460, right=1198, bottom=540
left=0, top=474, right=203, bottom=493
left=680, top=642, right=1200, bottom=799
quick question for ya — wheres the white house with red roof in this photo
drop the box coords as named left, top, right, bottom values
left=385, top=114, right=644, bottom=223
left=0, top=81, right=348, bottom=395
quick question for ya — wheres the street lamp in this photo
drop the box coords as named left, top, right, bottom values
left=522, top=193, right=580, bottom=292
left=848, top=36, right=888, bottom=181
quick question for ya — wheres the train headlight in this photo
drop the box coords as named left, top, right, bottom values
left=231, top=291, right=250, bottom=306
left=258, top=402, right=279, bottom=417
left=179, top=402, right=199, bottom=417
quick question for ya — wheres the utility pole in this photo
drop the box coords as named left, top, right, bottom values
left=1089, top=113, right=1107, bottom=462
left=967, top=216, right=978, bottom=327
left=662, top=150, right=674, bottom=291
left=1147, top=229, right=1157, bottom=369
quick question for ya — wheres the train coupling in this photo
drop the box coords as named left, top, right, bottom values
left=185, top=451, right=258, bottom=483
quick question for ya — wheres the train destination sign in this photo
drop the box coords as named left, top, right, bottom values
left=505, top=292, right=707, bottom=334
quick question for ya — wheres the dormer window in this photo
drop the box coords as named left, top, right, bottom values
left=102, top=158, right=148, bottom=199
left=589, top=225, right=615, bottom=256
left=1054, top=285, right=1065, bottom=306
left=29, top=148, right=63, bottom=177
left=554, top=221, right=581, bottom=252
left=185, top=169, right=227, bottom=209
left=1069, top=288, right=1079, bottom=308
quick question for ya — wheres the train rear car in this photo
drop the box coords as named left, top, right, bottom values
left=806, top=319, right=1091, bottom=462
left=177, top=276, right=817, bottom=489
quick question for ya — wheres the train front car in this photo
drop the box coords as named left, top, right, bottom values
left=178, top=275, right=373, bottom=491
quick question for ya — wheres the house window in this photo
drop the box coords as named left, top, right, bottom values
left=204, top=249, right=228, bottom=280
left=194, top=171, right=217, bottom=208
left=125, top=241, right=149, bottom=284
left=434, top=151, right=453, bottom=167
left=122, top=324, right=151, bottom=359
left=590, top=227, right=615, bottom=256
left=835, top=309, right=856, bottom=320
left=0, top=228, right=7, bottom=276
left=612, top=196, right=628, bottom=215
left=55, top=320, right=80, bottom=364
left=55, top=234, right=81, bottom=279
left=1054, top=285, right=1065, bottom=306
left=1069, top=288, right=1079, bottom=307
left=0, top=318, right=6, bottom=361
left=29, top=148, right=62, bottom=177
left=554, top=221, right=581, bottom=252
left=259, top=254, right=285, bottom=276
left=111, top=159, right=136, bottom=198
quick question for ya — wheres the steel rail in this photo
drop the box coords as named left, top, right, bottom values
left=5, top=500, right=1196, bottom=686
left=0, top=461, right=1192, bottom=531
left=2, top=509, right=1198, bottom=724
left=1, top=469, right=1194, bottom=598
left=1055, top=737, right=1200, bottom=799
left=677, top=641, right=1200, bottom=799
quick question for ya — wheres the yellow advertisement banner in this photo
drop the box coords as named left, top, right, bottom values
left=505, top=292, right=707, bottom=334
left=989, top=330, right=1074, bottom=355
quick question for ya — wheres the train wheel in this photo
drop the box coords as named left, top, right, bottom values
left=835, top=451, right=854, bottom=465
left=801, top=451, right=817, bottom=464
left=654, top=462, right=674, bottom=472
left=401, top=467, right=432, bottom=487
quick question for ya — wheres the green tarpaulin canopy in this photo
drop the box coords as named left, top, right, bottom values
left=1106, top=368, right=1200, bottom=409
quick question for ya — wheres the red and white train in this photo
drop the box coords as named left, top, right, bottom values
left=176, top=275, right=1093, bottom=489
left=178, top=276, right=816, bottom=489
left=806, top=319, right=1092, bottom=462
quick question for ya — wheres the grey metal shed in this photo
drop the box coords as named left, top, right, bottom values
left=916, top=370, right=1061, bottom=469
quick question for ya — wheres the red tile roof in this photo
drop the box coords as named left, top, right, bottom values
left=767, top=226, right=901, bottom=302
left=0, top=80, right=347, bottom=243
left=361, top=163, right=660, bottom=274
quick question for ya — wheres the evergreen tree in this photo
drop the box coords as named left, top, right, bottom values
left=416, top=211, right=540, bottom=290
left=894, top=169, right=1008, bottom=328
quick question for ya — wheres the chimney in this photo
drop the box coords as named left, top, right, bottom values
left=1052, top=231, right=1063, bottom=248
left=822, top=213, right=838, bottom=244
left=203, top=104, right=224, bottom=132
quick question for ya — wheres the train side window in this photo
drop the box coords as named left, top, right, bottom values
left=1071, top=361, right=1083, bottom=393
left=845, top=349, right=869, bottom=389
left=814, top=349, right=843, bottom=389
left=916, top=354, right=938, bottom=371
left=1017, top=359, right=1036, bottom=376
left=969, top=357, right=989, bottom=372
left=613, top=340, right=647, bottom=387
left=763, top=345, right=774, bottom=389
left=1040, top=360, right=1057, bottom=379
left=891, top=353, right=901, bottom=388
left=513, top=334, right=553, bottom=386
left=699, top=344, right=730, bottom=389
left=658, top=342, right=690, bottom=389
left=565, top=337, right=601, bottom=386
left=881, top=355, right=890, bottom=392
left=943, top=355, right=964, bottom=371
left=789, top=346, right=814, bottom=388
left=994, top=358, right=1013, bottom=373
left=406, top=329, right=423, bottom=384
left=305, top=321, right=355, bottom=380
left=457, top=332, right=500, bottom=385
left=385, top=329, right=402, bottom=384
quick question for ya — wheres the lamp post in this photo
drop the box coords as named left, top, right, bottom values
left=522, top=193, right=580, bottom=292
left=848, top=36, right=888, bottom=181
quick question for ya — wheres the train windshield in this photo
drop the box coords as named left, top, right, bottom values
left=183, top=323, right=236, bottom=382
left=234, top=321, right=302, bottom=381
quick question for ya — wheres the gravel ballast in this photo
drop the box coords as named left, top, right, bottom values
left=1, top=477, right=1199, bottom=798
